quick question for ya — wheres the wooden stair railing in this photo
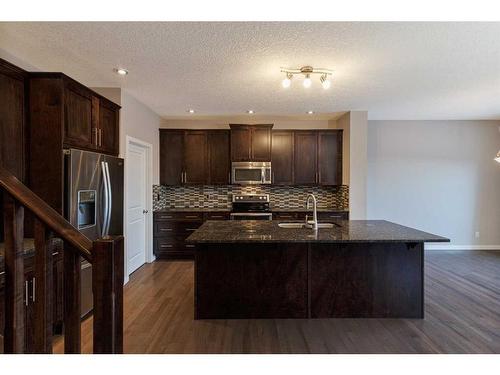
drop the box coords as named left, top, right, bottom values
left=0, top=166, right=123, bottom=354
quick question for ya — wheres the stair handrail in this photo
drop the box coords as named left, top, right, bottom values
left=0, top=165, right=92, bottom=261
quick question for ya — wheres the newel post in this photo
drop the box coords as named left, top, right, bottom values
left=92, top=236, right=124, bottom=354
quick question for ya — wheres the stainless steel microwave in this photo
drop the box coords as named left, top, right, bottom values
left=231, top=162, right=272, bottom=185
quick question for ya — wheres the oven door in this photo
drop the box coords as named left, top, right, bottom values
left=230, top=212, right=273, bottom=220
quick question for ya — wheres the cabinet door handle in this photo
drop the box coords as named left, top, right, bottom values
left=160, top=228, right=172, bottom=232
left=160, top=244, right=173, bottom=248
left=161, top=215, right=173, bottom=219
left=185, top=215, right=199, bottom=219
left=32, top=277, right=36, bottom=302
left=186, top=228, right=197, bottom=231
left=99, top=129, right=103, bottom=147
left=210, top=215, right=223, bottom=219
left=185, top=245, right=195, bottom=248
left=184, top=172, right=187, bottom=183
left=93, top=128, right=98, bottom=145
left=25, top=280, right=29, bottom=306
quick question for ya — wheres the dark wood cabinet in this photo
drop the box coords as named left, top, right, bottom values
left=97, top=98, right=120, bottom=155
left=29, top=73, right=121, bottom=216
left=230, top=125, right=251, bottom=161
left=251, top=125, right=273, bottom=161
left=63, top=82, right=93, bottom=150
left=0, top=240, right=63, bottom=353
left=272, top=211, right=348, bottom=221
left=30, top=73, right=120, bottom=156
left=294, top=131, right=318, bottom=184
left=0, top=59, right=27, bottom=182
left=153, top=211, right=229, bottom=259
left=160, top=129, right=230, bottom=185
left=292, top=130, right=343, bottom=186
left=159, top=127, right=342, bottom=187
left=230, top=124, right=272, bottom=162
left=318, top=131, right=343, bottom=185
left=271, top=131, right=294, bottom=185
left=208, top=130, right=230, bottom=184
left=160, top=130, right=184, bottom=185
left=184, top=131, right=208, bottom=184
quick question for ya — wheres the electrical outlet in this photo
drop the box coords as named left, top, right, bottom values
left=155, top=193, right=160, bottom=201
left=475, top=231, right=480, bottom=239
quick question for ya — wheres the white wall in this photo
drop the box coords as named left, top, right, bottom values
left=119, top=91, right=161, bottom=184
left=367, top=120, right=500, bottom=249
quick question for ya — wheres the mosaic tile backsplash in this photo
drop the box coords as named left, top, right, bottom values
left=153, top=185, right=349, bottom=211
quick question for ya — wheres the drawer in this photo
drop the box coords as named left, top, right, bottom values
left=317, top=212, right=349, bottom=220
left=204, top=212, right=230, bottom=220
left=273, top=212, right=299, bottom=220
left=154, top=238, right=195, bottom=259
left=154, top=221, right=202, bottom=237
left=154, top=212, right=203, bottom=221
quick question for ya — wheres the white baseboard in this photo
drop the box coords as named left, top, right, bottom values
left=425, top=244, right=500, bottom=251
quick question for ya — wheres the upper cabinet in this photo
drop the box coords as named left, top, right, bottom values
left=159, top=127, right=342, bottom=187
left=230, top=124, right=272, bottom=162
left=293, top=130, right=343, bottom=186
left=208, top=130, right=231, bottom=185
left=30, top=74, right=120, bottom=156
left=63, top=81, right=93, bottom=150
left=318, top=131, right=343, bottom=186
left=0, top=58, right=27, bottom=182
left=183, top=130, right=208, bottom=184
left=160, top=130, right=184, bottom=185
left=294, top=131, right=318, bottom=185
left=271, top=131, right=294, bottom=185
left=159, top=129, right=230, bottom=185
left=97, top=98, right=120, bottom=155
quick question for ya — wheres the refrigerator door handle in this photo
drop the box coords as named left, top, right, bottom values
left=105, top=161, right=112, bottom=237
left=101, top=161, right=110, bottom=237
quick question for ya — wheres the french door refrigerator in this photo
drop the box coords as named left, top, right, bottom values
left=64, top=148, right=124, bottom=317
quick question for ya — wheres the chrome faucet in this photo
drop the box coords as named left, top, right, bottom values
left=305, top=194, right=318, bottom=230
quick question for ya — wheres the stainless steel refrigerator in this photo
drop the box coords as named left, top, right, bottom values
left=64, top=149, right=124, bottom=317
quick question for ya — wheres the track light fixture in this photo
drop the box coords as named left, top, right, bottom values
left=280, top=66, right=332, bottom=89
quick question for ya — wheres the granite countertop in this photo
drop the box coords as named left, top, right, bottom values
left=154, top=207, right=348, bottom=213
left=186, top=220, right=450, bottom=244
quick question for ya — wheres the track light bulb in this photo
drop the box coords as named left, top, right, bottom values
left=282, top=76, right=291, bottom=88
left=320, top=74, right=331, bottom=89
left=303, top=74, right=312, bottom=88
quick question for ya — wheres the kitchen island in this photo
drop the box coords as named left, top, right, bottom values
left=187, top=220, right=449, bottom=319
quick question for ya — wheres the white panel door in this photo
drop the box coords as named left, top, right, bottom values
left=127, top=143, right=147, bottom=274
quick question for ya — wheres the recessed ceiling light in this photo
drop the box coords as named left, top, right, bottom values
left=307, top=111, right=314, bottom=115
left=247, top=110, right=255, bottom=114
left=114, top=68, right=128, bottom=76
left=187, top=109, right=195, bottom=114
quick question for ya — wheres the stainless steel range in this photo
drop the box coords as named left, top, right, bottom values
left=230, top=194, right=272, bottom=220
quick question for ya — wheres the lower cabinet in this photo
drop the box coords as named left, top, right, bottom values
left=272, top=211, right=349, bottom=221
left=154, top=211, right=230, bottom=259
left=0, top=239, right=63, bottom=353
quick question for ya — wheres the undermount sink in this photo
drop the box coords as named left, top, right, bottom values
left=278, top=222, right=337, bottom=229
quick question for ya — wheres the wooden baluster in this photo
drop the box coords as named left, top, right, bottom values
left=92, top=236, right=124, bottom=354
left=63, top=242, right=81, bottom=353
left=3, top=192, right=25, bottom=353
left=33, top=218, right=53, bottom=353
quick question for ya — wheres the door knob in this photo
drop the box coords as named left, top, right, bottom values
left=143, top=209, right=149, bottom=214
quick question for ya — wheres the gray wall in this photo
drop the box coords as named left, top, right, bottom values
left=367, top=120, right=500, bottom=249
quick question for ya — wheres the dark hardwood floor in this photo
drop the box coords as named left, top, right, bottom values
left=49, top=250, right=500, bottom=353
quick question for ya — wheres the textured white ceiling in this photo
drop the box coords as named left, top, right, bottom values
left=1, top=22, right=499, bottom=120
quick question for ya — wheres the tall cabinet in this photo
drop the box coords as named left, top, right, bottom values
left=29, top=73, right=121, bottom=215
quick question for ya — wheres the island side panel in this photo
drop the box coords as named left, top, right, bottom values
left=195, top=243, right=308, bottom=319
left=310, top=242, right=424, bottom=318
